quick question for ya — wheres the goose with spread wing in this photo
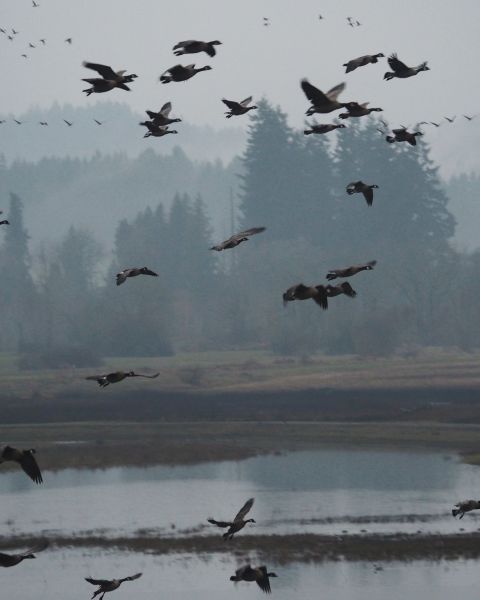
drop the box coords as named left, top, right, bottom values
left=304, top=123, right=345, bottom=135
left=222, top=97, right=258, bottom=118
left=208, top=497, right=256, bottom=539
left=173, top=39, right=222, bottom=57
left=210, top=227, right=265, bottom=251
left=384, top=53, right=429, bottom=80
left=386, top=127, right=423, bottom=146
left=116, top=267, right=158, bottom=286
left=327, top=260, right=377, bottom=281
left=230, top=565, right=278, bottom=593
left=339, top=102, right=383, bottom=119
left=160, top=64, right=211, bottom=83
left=145, top=102, right=181, bottom=126
left=283, top=284, right=329, bottom=309
left=85, top=573, right=142, bottom=600
left=346, top=181, right=379, bottom=206
left=0, top=541, right=48, bottom=567
left=301, top=79, right=349, bottom=115
left=0, top=445, right=43, bottom=483
left=343, top=53, right=384, bottom=73
left=85, top=371, right=159, bottom=388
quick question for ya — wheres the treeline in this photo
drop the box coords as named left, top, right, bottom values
left=1, top=100, right=480, bottom=366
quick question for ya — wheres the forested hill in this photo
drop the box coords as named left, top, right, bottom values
left=0, top=101, right=245, bottom=164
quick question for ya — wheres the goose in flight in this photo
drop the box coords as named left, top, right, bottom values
left=230, top=565, right=278, bottom=593
left=208, top=497, right=256, bottom=539
left=384, top=53, right=429, bottom=80
left=82, top=61, right=138, bottom=84
left=343, top=53, right=384, bottom=73
left=116, top=266, right=158, bottom=286
left=85, top=573, right=142, bottom=600
left=339, top=102, right=383, bottom=119
left=452, top=500, right=480, bottom=519
left=346, top=181, right=379, bottom=206
left=210, top=227, right=265, bottom=251
left=173, top=39, right=222, bottom=57
left=140, top=122, right=178, bottom=138
left=85, top=371, right=159, bottom=388
left=0, top=541, right=48, bottom=568
left=301, top=79, right=349, bottom=115
left=160, top=64, right=212, bottom=83
left=304, top=123, right=346, bottom=135
left=0, top=445, right=43, bottom=483
left=327, top=260, right=377, bottom=281
left=222, top=97, right=258, bottom=118
left=145, top=102, right=181, bottom=126
left=386, top=127, right=423, bottom=146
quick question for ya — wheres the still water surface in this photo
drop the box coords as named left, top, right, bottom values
left=1, top=448, right=480, bottom=536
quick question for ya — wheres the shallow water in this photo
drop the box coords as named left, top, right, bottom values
left=1, top=448, right=480, bottom=537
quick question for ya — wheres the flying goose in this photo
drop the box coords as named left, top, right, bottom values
left=452, top=500, right=480, bottom=519
left=140, top=122, right=178, bottom=138
left=145, top=102, right=181, bottom=126
left=0, top=220, right=9, bottom=225
left=463, top=114, right=476, bottom=121
left=63, top=119, right=73, bottom=126
left=173, top=40, right=222, bottom=57
left=32, top=1, right=39, bottom=6
left=326, top=282, right=357, bottom=299
left=343, top=53, right=384, bottom=73
left=444, top=116, right=456, bottom=123
left=85, top=573, right=142, bottom=599
left=222, top=96, right=257, bottom=118
left=94, top=119, right=103, bottom=125
left=210, top=227, right=266, bottom=251
left=39, top=121, right=48, bottom=126
left=339, top=102, right=383, bottom=119
left=327, top=261, right=377, bottom=281
left=82, top=78, right=130, bottom=96
left=304, top=123, right=346, bottom=135
left=208, top=497, right=256, bottom=540
left=0, top=541, right=48, bottom=568
left=283, top=283, right=328, bottom=309
left=160, top=64, right=212, bottom=83
left=82, top=61, right=138, bottom=84
left=40, top=38, right=46, bottom=45
left=116, top=267, right=158, bottom=286
left=65, top=37, right=72, bottom=44
left=383, top=54, right=429, bottom=80
left=230, top=565, right=278, bottom=594
left=301, top=79, right=349, bottom=115
left=346, top=181, right=379, bottom=206
left=386, top=127, right=423, bottom=146
left=0, top=445, right=43, bottom=483
left=85, top=371, right=160, bottom=387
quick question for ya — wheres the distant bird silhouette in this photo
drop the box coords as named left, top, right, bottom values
left=145, top=102, right=181, bottom=126
left=85, top=573, right=142, bottom=599
left=301, top=79, right=348, bottom=115
left=444, top=116, right=456, bottom=123
left=32, top=0, right=39, bottom=6
left=263, top=17, right=270, bottom=26
left=208, top=498, right=255, bottom=539
left=327, top=260, right=377, bottom=281
left=430, top=121, right=441, bottom=127
left=21, top=54, right=28, bottom=59
left=339, top=102, right=383, bottom=119
left=346, top=181, right=379, bottom=206
left=65, top=37, right=72, bottom=44
left=210, top=227, right=265, bottom=251
left=85, top=371, right=159, bottom=388
left=386, top=127, right=423, bottom=146
left=28, top=42, right=36, bottom=48
left=39, top=38, right=46, bottom=45
left=8, top=35, right=14, bottom=41
left=160, top=64, right=212, bottom=83
left=222, top=96, right=258, bottom=118
left=230, top=565, right=277, bottom=594
left=39, top=121, right=48, bottom=126
left=343, top=53, right=384, bottom=73
left=13, top=119, right=22, bottom=125
left=140, top=122, right=178, bottom=138
left=116, top=266, right=158, bottom=286
left=0, top=445, right=43, bottom=483
left=0, top=28, right=6, bottom=34
left=173, top=39, right=222, bottom=57
left=12, top=29, right=19, bottom=35
left=304, top=123, right=346, bottom=135
left=384, top=53, right=429, bottom=80
left=94, top=119, right=103, bottom=125
left=83, top=61, right=137, bottom=84
left=0, top=120, right=6, bottom=124
left=463, top=114, right=476, bottom=121
left=0, top=541, right=48, bottom=568
left=63, top=119, right=73, bottom=126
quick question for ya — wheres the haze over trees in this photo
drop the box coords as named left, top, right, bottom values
left=0, top=101, right=479, bottom=365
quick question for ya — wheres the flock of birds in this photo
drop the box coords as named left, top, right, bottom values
left=1, top=4, right=480, bottom=598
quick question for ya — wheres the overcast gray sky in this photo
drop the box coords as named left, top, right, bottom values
left=1, top=0, right=479, bottom=175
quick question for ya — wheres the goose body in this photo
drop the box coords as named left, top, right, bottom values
left=304, top=123, right=345, bottom=135
left=384, top=54, right=429, bottom=80
left=210, top=227, right=265, bottom=251
left=339, top=102, right=383, bottom=119
left=346, top=181, right=379, bottom=206
left=283, top=283, right=328, bottom=309
left=386, top=128, right=423, bottom=146
left=85, top=573, right=142, bottom=600
left=343, top=53, right=384, bottom=73
left=85, top=371, right=160, bottom=387
left=230, top=565, right=278, bottom=594
left=160, top=64, right=212, bottom=83
left=452, top=500, right=480, bottom=519
left=145, top=102, right=181, bottom=126
left=82, top=78, right=130, bottom=96
left=173, top=40, right=222, bottom=57
left=301, top=79, right=348, bottom=115
left=82, top=62, right=136, bottom=95
left=140, top=122, right=178, bottom=138
left=116, top=267, right=158, bottom=286
left=208, top=498, right=255, bottom=539
left=0, top=445, right=43, bottom=483
left=0, top=541, right=48, bottom=567
left=327, top=261, right=377, bottom=281
left=222, top=96, right=257, bottom=118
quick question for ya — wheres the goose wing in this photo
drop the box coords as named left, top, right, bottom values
left=20, top=451, right=43, bottom=484
left=387, top=54, right=408, bottom=73
left=142, top=268, right=159, bottom=277
left=313, top=285, right=328, bottom=309
left=131, top=373, right=160, bottom=379
left=222, top=99, right=242, bottom=110
left=301, top=79, right=330, bottom=107
left=340, top=282, right=357, bottom=297
left=160, top=102, right=172, bottom=116
left=20, top=540, right=49, bottom=556
left=82, top=62, right=117, bottom=80
left=85, top=578, right=111, bottom=586
left=233, top=497, right=254, bottom=522
left=363, top=188, right=374, bottom=206
left=208, top=518, right=232, bottom=528
left=239, top=96, right=253, bottom=106
left=256, top=567, right=272, bottom=594
left=121, top=573, right=142, bottom=582
left=326, top=81, right=346, bottom=100
left=116, top=271, right=128, bottom=285
left=163, top=64, right=187, bottom=77
left=234, top=227, right=266, bottom=239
